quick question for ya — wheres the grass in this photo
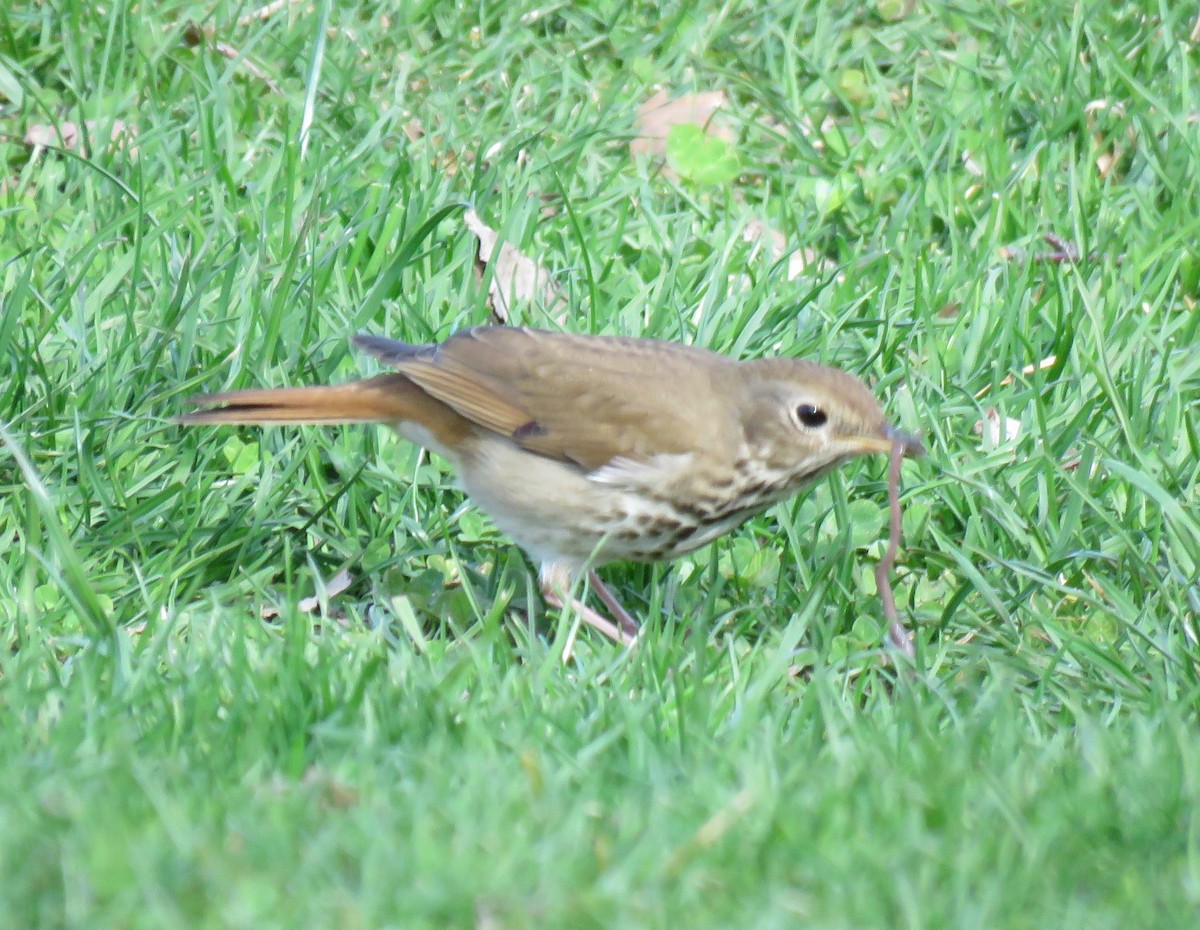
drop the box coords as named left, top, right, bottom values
left=2, top=0, right=1199, bottom=926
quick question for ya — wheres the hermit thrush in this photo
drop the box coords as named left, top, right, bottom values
left=179, top=327, right=923, bottom=645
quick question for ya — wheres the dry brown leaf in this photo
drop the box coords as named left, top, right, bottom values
left=1083, top=100, right=1137, bottom=182
left=973, top=355, right=1057, bottom=398
left=24, top=119, right=137, bottom=156
left=179, top=21, right=282, bottom=93
left=260, top=567, right=353, bottom=619
left=464, top=209, right=567, bottom=323
left=974, top=407, right=1022, bottom=447
left=741, top=219, right=834, bottom=281
left=214, top=42, right=282, bottom=93
left=402, top=119, right=424, bottom=142
left=302, top=765, right=360, bottom=808
left=1084, top=99, right=1126, bottom=117
left=238, top=0, right=307, bottom=27
left=877, top=0, right=921, bottom=19
left=631, top=90, right=732, bottom=158
left=1095, top=147, right=1118, bottom=179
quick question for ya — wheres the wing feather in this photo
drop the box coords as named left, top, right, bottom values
left=356, top=327, right=745, bottom=471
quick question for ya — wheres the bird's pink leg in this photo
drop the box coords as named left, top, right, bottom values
left=539, top=564, right=638, bottom=653
left=587, top=570, right=641, bottom=638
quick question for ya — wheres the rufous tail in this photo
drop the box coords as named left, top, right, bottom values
left=176, top=374, right=438, bottom=426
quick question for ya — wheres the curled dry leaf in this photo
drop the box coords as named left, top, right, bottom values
left=260, top=567, right=353, bottom=619
left=180, top=22, right=282, bottom=94
left=631, top=90, right=731, bottom=158
left=974, top=407, right=1022, bottom=446
left=302, top=765, right=361, bottom=809
left=237, top=0, right=306, bottom=27
left=464, top=209, right=567, bottom=324
left=1095, top=147, right=1118, bottom=180
left=973, top=355, right=1056, bottom=399
left=741, top=219, right=834, bottom=282
left=1084, top=99, right=1127, bottom=117
left=876, top=0, right=921, bottom=19
left=402, top=119, right=424, bottom=142
left=24, top=119, right=138, bottom=156
left=214, top=41, right=282, bottom=93
left=1083, top=99, right=1136, bottom=182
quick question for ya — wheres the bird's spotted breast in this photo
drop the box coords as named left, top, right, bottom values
left=582, top=458, right=812, bottom=562
left=461, top=428, right=854, bottom=570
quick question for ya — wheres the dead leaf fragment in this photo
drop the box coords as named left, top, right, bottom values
left=24, top=119, right=137, bottom=156
left=974, top=407, right=1021, bottom=446
left=238, top=0, right=305, bottom=27
left=973, top=355, right=1056, bottom=399
left=464, top=209, right=567, bottom=323
left=261, top=567, right=353, bottom=619
left=302, top=765, right=360, bottom=808
left=631, top=90, right=732, bottom=157
left=178, top=21, right=282, bottom=93
left=876, top=0, right=920, bottom=18
left=1083, top=101, right=1136, bottom=182
left=741, top=219, right=834, bottom=281
left=1084, top=99, right=1127, bottom=117
left=214, top=42, right=282, bottom=93
left=1095, top=147, right=1118, bottom=179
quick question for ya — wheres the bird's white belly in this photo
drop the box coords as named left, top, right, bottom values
left=452, top=436, right=784, bottom=571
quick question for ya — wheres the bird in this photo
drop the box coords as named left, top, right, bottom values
left=177, top=326, right=924, bottom=646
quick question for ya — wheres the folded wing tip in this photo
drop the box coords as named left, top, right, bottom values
left=352, top=332, right=425, bottom=364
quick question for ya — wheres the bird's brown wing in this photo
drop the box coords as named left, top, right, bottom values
left=354, top=327, right=745, bottom=472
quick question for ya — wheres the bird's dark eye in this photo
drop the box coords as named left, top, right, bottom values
left=796, top=404, right=828, bottom=428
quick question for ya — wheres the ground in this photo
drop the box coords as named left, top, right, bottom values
left=2, top=1, right=1199, bottom=927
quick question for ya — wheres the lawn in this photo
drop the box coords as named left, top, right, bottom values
left=2, top=0, right=1199, bottom=927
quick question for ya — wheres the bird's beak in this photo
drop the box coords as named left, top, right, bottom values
left=854, top=424, right=926, bottom=457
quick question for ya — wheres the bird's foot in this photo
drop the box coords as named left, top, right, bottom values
left=539, top=565, right=640, bottom=661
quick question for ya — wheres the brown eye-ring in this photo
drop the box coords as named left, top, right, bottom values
left=796, top=403, right=828, bottom=428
